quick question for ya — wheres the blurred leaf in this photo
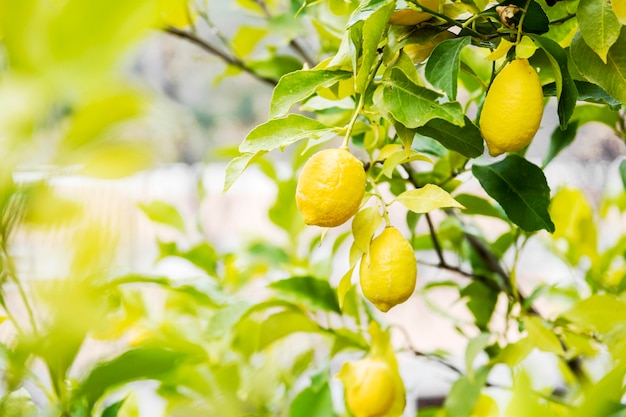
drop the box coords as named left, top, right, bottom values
left=425, top=37, right=471, bottom=100
left=453, top=194, right=506, bottom=220
left=505, top=371, right=551, bottom=417
left=291, top=382, right=338, bottom=417
left=139, top=201, right=185, bottom=233
left=620, top=160, right=626, bottom=190
left=270, top=69, right=352, bottom=117
left=523, top=316, right=565, bottom=355
left=77, top=348, right=188, bottom=408
left=352, top=206, right=383, bottom=252
left=239, top=114, right=335, bottom=153
left=561, top=294, right=626, bottom=334
left=378, top=68, right=464, bottom=128
left=206, top=301, right=252, bottom=339
left=269, top=178, right=305, bottom=236
left=530, top=34, right=577, bottom=129
left=22, top=184, right=83, bottom=228
left=396, top=184, right=464, bottom=213
left=178, top=242, right=219, bottom=276
left=338, top=266, right=356, bottom=309
left=101, top=398, right=125, bottom=417
left=232, top=25, right=267, bottom=59
left=492, top=337, right=534, bottom=367
left=77, top=141, right=154, bottom=179
left=465, top=333, right=491, bottom=381
left=269, top=276, right=341, bottom=314
left=543, top=121, right=578, bottom=167
left=414, top=116, right=483, bottom=158
left=461, top=281, right=498, bottom=331
left=0, top=389, right=38, bottom=417
left=614, top=0, right=626, bottom=24
left=248, top=55, right=302, bottom=80
left=472, top=155, right=555, bottom=233
left=223, top=151, right=267, bottom=192
left=572, top=363, right=626, bottom=417
left=570, top=29, right=626, bottom=104
left=444, top=366, right=490, bottom=417
left=578, top=0, right=621, bottom=63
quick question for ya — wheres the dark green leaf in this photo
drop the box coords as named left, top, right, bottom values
left=472, top=155, right=555, bottom=233
left=504, top=0, right=550, bottom=34
left=268, top=276, right=341, bottom=313
left=529, top=34, right=578, bottom=129
left=543, top=80, right=622, bottom=110
left=138, top=201, right=185, bottom=233
left=414, top=116, right=484, bottom=158
left=425, top=37, right=472, bottom=100
left=571, top=28, right=626, bottom=104
left=248, top=55, right=302, bottom=80
left=578, top=0, right=621, bottom=63
left=461, top=281, right=498, bottom=330
left=270, top=69, right=352, bottom=117
left=77, top=348, right=188, bottom=407
left=379, top=68, right=464, bottom=128
left=453, top=194, right=507, bottom=220
left=101, top=399, right=125, bottom=417
left=542, top=120, right=579, bottom=167
left=239, top=114, right=335, bottom=153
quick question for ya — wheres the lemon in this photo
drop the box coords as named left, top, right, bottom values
left=479, top=59, right=544, bottom=156
left=158, top=0, right=196, bottom=28
left=342, top=358, right=396, bottom=417
left=360, top=227, right=417, bottom=312
left=389, top=0, right=440, bottom=26
left=296, top=148, right=366, bottom=228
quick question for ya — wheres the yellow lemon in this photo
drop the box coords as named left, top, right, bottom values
left=296, top=148, right=366, bottom=227
left=158, top=0, right=196, bottom=28
left=479, top=59, right=544, bottom=156
left=389, top=0, right=440, bottom=26
left=342, top=358, right=396, bottom=417
left=360, top=226, right=417, bottom=312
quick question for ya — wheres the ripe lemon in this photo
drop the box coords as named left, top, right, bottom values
left=479, top=59, right=544, bottom=156
left=342, top=358, right=396, bottom=417
left=360, top=227, right=417, bottom=312
left=389, top=0, right=440, bottom=26
left=296, top=148, right=366, bottom=228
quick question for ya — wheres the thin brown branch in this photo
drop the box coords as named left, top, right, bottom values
left=164, top=27, right=278, bottom=87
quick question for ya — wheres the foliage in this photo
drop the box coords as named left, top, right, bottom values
left=0, top=0, right=625, bottom=416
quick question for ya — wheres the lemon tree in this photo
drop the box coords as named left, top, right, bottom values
left=0, top=1, right=625, bottom=417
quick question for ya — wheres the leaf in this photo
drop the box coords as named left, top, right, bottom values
left=472, top=155, right=555, bottom=233
left=352, top=206, right=383, bottom=252
left=461, top=281, right=498, bottom=330
left=138, top=201, right=185, bottom=233
left=487, top=38, right=514, bottom=61
left=614, top=0, right=626, bottom=24
left=379, top=68, right=464, bottom=128
left=542, top=120, right=578, bottom=167
left=620, top=160, right=626, bottom=190
left=529, top=34, right=578, bottom=129
left=492, top=337, right=534, bottom=367
left=270, top=69, right=352, bottom=117
left=444, top=366, right=491, bottom=417
left=573, top=363, right=626, bottom=417
left=396, top=184, right=465, bottom=213
left=291, top=383, right=338, bottom=417
left=239, top=114, right=335, bottom=153
left=505, top=371, right=551, bottom=417
left=453, top=194, right=507, bottom=220
left=0, top=389, right=38, bottom=417
left=543, top=80, right=622, bottom=110
left=523, top=316, right=565, bottom=355
left=571, top=28, right=626, bottom=104
left=425, top=36, right=471, bottom=100
left=268, top=276, right=341, bottom=314
left=414, top=116, right=484, bottom=158
left=231, top=25, right=267, bottom=58
left=223, top=151, right=267, bottom=192
left=77, top=348, right=188, bottom=407
left=465, top=333, right=491, bottom=381
left=337, top=266, right=356, bottom=309
left=516, top=35, right=538, bottom=59
left=101, top=399, right=126, bottom=417
left=578, top=0, right=621, bottom=63
left=561, top=294, right=626, bottom=334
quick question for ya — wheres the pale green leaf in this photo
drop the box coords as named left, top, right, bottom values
left=138, top=201, right=185, bottom=232
left=337, top=266, right=355, bottom=309
left=465, top=333, right=491, bottom=382
left=396, top=184, right=465, bottom=213
left=239, top=114, right=335, bottom=153
left=578, top=0, right=621, bottom=63
left=613, top=0, right=626, bottom=24
left=352, top=206, right=383, bottom=252
left=561, top=294, right=626, bottom=334
left=269, top=276, right=341, bottom=314
left=381, top=149, right=432, bottom=178
left=223, top=151, right=267, bottom=192
left=232, top=26, right=267, bottom=58
left=523, top=316, right=565, bottom=355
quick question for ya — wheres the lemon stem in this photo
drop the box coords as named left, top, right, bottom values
left=515, top=0, right=532, bottom=45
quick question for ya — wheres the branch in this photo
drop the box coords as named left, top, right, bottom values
left=163, top=27, right=278, bottom=87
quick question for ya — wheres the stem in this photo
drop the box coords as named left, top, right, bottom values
left=425, top=213, right=446, bottom=266
left=549, top=13, right=576, bottom=25
left=515, top=0, right=532, bottom=44
left=164, top=27, right=278, bottom=87
left=405, top=0, right=485, bottom=39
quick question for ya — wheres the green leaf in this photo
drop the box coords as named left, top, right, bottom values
left=396, top=184, right=465, bottom=213
left=239, top=114, right=335, bottom=153
left=248, top=55, right=302, bottom=80
left=138, top=201, right=185, bottom=232
left=472, top=155, right=555, bottom=233
left=571, top=28, right=626, bottom=104
left=337, top=266, right=356, bottom=309
left=614, top=0, right=626, bottom=24
left=178, top=242, right=219, bottom=276
left=444, top=366, right=491, bottom=417
left=414, top=116, right=484, bottom=158
left=543, top=80, right=622, bottom=110
left=0, top=389, right=38, bottom=417
left=465, top=333, right=491, bottom=381
left=573, top=363, right=626, bottom=417
left=101, top=398, right=125, bottom=417
left=268, top=276, right=341, bottom=314
left=492, top=337, right=534, bottom=367
left=206, top=302, right=252, bottom=339
left=352, top=206, right=383, bottom=252
left=505, top=371, right=552, bottom=417
left=461, top=281, right=498, bottom=330
left=578, top=0, right=621, bottom=63
left=223, top=151, right=267, bottom=192
left=523, top=316, right=565, bottom=355
left=620, top=160, right=626, bottom=190
left=270, top=69, right=352, bottom=117
left=291, top=383, right=338, bottom=417
left=77, top=348, right=188, bottom=407
left=561, top=294, right=626, bottom=334
left=453, top=194, right=507, bottom=220
left=379, top=68, right=464, bottom=128
left=506, top=0, right=550, bottom=34
left=231, top=25, right=267, bottom=58
left=425, top=37, right=471, bottom=100
left=542, top=120, right=578, bottom=167
left=529, top=34, right=577, bottom=129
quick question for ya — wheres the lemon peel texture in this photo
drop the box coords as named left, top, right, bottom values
left=360, top=226, right=417, bottom=312
left=342, top=358, right=396, bottom=417
left=479, top=59, right=544, bottom=156
left=296, top=148, right=366, bottom=228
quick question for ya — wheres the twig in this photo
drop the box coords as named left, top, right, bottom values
left=164, top=27, right=278, bottom=87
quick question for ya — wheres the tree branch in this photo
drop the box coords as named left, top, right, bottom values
left=163, top=27, right=278, bottom=87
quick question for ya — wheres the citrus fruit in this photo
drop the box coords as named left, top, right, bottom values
left=479, top=58, right=544, bottom=156
left=158, top=0, right=196, bottom=28
left=389, top=0, right=440, bottom=26
left=296, top=148, right=366, bottom=228
left=341, top=358, right=396, bottom=417
left=360, top=226, right=417, bottom=312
